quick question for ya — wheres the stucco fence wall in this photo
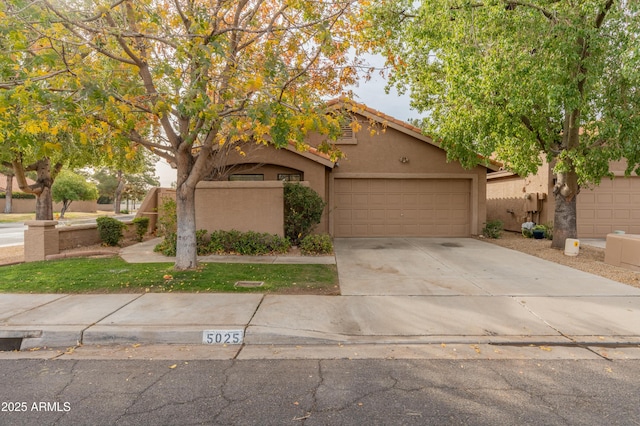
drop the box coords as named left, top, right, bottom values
left=24, top=181, right=302, bottom=262
left=138, top=181, right=298, bottom=236
left=0, top=199, right=98, bottom=214
left=486, top=193, right=549, bottom=232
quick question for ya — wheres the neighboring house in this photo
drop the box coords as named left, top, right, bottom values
left=0, top=172, right=34, bottom=193
left=487, top=158, right=640, bottom=238
left=186, top=99, right=500, bottom=238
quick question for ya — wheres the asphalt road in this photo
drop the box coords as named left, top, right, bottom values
left=1, top=358, right=638, bottom=425
left=0, top=224, right=27, bottom=248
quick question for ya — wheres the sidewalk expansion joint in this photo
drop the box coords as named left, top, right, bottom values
left=234, top=294, right=265, bottom=360
left=2, top=294, right=70, bottom=322
left=513, top=297, right=615, bottom=361
left=78, top=293, right=147, bottom=345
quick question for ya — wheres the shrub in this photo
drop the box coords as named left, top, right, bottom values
left=266, top=234, right=291, bottom=254
left=154, top=232, right=177, bottom=256
left=96, top=216, right=126, bottom=246
left=214, top=230, right=291, bottom=255
left=233, top=231, right=270, bottom=255
left=209, top=229, right=243, bottom=253
left=482, top=219, right=503, bottom=239
left=158, top=229, right=292, bottom=256
left=196, top=229, right=210, bottom=255
left=300, top=234, right=333, bottom=255
left=132, top=217, right=150, bottom=242
left=157, top=197, right=177, bottom=237
left=284, top=183, right=326, bottom=245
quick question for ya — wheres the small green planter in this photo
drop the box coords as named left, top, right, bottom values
left=532, top=229, right=545, bottom=239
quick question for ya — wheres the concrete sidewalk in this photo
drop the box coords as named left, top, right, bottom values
left=1, top=237, right=639, bottom=360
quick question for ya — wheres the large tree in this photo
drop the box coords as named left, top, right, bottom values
left=0, top=0, right=143, bottom=220
left=34, top=0, right=362, bottom=269
left=368, top=0, right=640, bottom=248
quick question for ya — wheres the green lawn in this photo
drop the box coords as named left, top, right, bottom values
left=0, top=257, right=339, bottom=294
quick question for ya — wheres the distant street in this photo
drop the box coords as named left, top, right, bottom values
left=0, top=358, right=639, bottom=425
left=0, top=223, right=27, bottom=248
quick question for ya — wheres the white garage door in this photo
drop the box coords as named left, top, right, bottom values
left=578, top=177, right=640, bottom=237
left=334, top=178, right=471, bottom=237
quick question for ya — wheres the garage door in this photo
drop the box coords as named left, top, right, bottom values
left=578, top=177, right=640, bottom=237
left=334, top=178, right=471, bottom=237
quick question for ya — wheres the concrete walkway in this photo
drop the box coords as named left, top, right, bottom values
left=1, top=237, right=639, bottom=360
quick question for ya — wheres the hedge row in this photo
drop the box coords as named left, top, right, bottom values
left=0, top=192, right=36, bottom=199
left=154, top=229, right=333, bottom=256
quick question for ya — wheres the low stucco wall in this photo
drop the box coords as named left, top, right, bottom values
left=605, top=234, right=640, bottom=272
left=24, top=220, right=137, bottom=262
left=58, top=223, right=136, bottom=251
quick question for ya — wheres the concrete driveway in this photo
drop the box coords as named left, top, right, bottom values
left=334, top=238, right=640, bottom=297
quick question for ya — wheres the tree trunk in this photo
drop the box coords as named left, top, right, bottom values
left=59, top=200, right=71, bottom=219
left=174, top=182, right=198, bottom=270
left=13, top=157, right=57, bottom=220
left=551, top=169, right=578, bottom=249
left=114, top=170, right=124, bottom=214
left=4, top=172, right=13, bottom=214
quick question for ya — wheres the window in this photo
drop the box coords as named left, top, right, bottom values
left=229, top=174, right=264, bottom=181
left=278, top=174, right=302, bottom=182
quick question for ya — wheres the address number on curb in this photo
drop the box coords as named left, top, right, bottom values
left=202, top=330, right=244, bottom=345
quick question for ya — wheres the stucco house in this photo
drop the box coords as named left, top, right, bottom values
left=159, top=99, right=500, bottom=238
left=487, top=158, right=640, bottom=238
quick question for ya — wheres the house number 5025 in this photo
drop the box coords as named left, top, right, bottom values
left=202, top=330, right=244, bottom=345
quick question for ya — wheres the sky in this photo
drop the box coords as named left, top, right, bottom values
left=155, top=55, right=422, bottom=186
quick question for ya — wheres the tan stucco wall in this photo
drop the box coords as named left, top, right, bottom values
left=137, top=187, right=177, bottom=233
left=486, top=161, right=554, bottom=232
left=0, top=199, right=97, bottom=214
left=195, top=181, right=285, bottom=235
left=605, top=234, right=640, bottom=272
left=24, top=220, right=136, bottom=262
left=213, top=145, right=331, bottom=233
left=327, top=118, right=488, bottom=235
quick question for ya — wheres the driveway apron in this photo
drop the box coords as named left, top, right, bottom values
left=334, top=238, right=640, bottom=297
left=244, top=238, right=640, bottom=345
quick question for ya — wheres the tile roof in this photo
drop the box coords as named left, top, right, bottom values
left=326, top=97, right=502, bottom=171
left=0, top=173, right=36, bottom=192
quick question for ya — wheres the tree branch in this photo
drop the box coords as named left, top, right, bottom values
left=0, top=70, right=69, bottom=89
left=520, top=115, right=554, bottom=153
